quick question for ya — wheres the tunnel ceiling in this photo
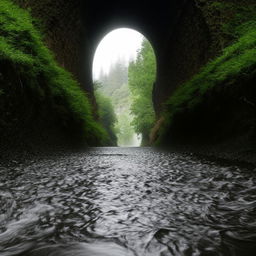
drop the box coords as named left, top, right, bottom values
left=83, top=0, right=187, bottom=48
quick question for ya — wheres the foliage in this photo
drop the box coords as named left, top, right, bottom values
left=96, top=40, right=156, bottom=146
left=157, top=24, right=256, bottom=144
left=115, top=113, right=135, bottom=146
left=95, top=90, right=117, bottom=146
left=98, top=58, right=128, bottom=98
left=111, top=83, right=131, bottom=112
left=207, top=1, right=256, bottom=45
left=128, top=39, right=156, bottom=145
left=210, top=1, right=256, bottom=34
left=96, top=59, right=137, bottom=146
left=0, top=0, right=106, bottom=145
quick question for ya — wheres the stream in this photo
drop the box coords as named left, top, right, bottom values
left=0, top=147, right=256, bottom=256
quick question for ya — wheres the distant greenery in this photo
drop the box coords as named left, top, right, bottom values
left=0, top=0, right=106, bottom=146
left=98, top=58, right=128, bottom=98
left=112, top=84, right=135, bottom=146
left=115, top=113, right=135, bottom=146
left=95, top=40, right=156, bottom=146
left=128, top=39, right=156, bottom=145
left=156, top=23, right=256, bottom=144
left=97, top=59, right=135, bottom=146
left=95, top=88, right=117, bottom=146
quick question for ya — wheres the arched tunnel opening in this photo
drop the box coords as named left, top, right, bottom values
left=92, top=28, right=157, bottom=147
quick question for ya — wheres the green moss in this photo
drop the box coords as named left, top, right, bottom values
left=0, top=0, right=107, bottom=146
left=95, top=91, right=118, bottom=146
left=208, top=1, right=256, bottom=39
left=157, top=24, right=256, bottom=144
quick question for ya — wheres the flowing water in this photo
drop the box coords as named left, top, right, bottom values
left=0, top=147, right=256, bottom=256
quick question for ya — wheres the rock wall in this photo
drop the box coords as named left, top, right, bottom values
left=154, top=0, right=213, bottom=114
left=15, top=0, right=82, bottom=80
left=154, top=0, right=256, bottom=114
left=153, top=0, right=256, bottom=163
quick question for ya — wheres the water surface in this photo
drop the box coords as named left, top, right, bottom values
left=0, top=147, right=256, bottom=255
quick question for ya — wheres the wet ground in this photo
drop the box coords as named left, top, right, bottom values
left=0, top=147, right=256, bottom=256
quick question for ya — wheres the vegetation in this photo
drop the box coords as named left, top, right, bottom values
left=95, top=39, right=157, bottom=146
left=208, top=1, right=256, bottom=40
left=156, top=19, right=256, bottom=144
left=128, top=39, right=156, bottom=145
left=115, top=113, right=135, bottom=146
left=197, top=1, right=256, bottom=54
left=98, top=58, right=128, bottom=98
left=96, top=59, right=135, bottom=146
left=0, top=0, right=106, bottom=147
left=95, top=88, right=117, bottom=146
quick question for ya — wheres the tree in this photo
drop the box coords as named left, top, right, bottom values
left=98, top=57, right=128, bottom=97
left=96, top=58, right=137, bottom=146
left=128, top=39, right=156, bottom=145
left=95, top=90, right=118, bottom=146
left=115, top=113, right=134, bottom=146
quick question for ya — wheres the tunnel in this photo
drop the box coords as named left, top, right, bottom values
left=3, top=0, right=255, bottom=158
left=15, top=0, right=216, bottom=114
left=1, top=2, right=256, bottom=254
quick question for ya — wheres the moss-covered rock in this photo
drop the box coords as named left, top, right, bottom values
left=154, top=0, right=256, bottom=115
left=155, top=20, right=256, bottom=160
left=196, top=0, right=256, bottom=51
left=0, top=0, right=107, bottom=152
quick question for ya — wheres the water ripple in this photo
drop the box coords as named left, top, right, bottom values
left=0, top=147, right=255, bottom=255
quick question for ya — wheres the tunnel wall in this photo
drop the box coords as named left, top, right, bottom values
left=15, top=0, right=82, bottom=79
left=154, top=0, right=256, bottom=114
left=154, top=0, right=213, bottom=114
left=14, top=0, right=254, bottom=114
left=14, top=0, right=99, bottom=114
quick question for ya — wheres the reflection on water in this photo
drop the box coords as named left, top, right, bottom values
left=0, top=147, right=256, bottom=256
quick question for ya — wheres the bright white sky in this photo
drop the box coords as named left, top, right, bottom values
left=92, top=28, right=143, bottom=80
